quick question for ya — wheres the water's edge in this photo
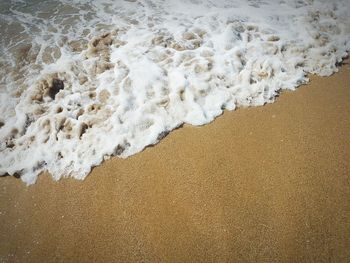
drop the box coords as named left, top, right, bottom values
left=0, top=0, right=349, bottom=184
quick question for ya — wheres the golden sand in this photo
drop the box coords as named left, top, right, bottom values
left=0, top=61, right=349, bottom=262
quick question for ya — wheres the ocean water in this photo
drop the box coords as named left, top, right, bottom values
left=0, top=0, right=349, bottom=184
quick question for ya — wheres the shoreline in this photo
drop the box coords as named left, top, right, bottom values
left=0, top=61, right=349, bottom=262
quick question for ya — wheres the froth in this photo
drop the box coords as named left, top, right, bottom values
left=0, top=0, right=349, bottom=184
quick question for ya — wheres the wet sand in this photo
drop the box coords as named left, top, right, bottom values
left=1, top=61, right=350, bottom=262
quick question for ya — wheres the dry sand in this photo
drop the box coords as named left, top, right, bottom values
left=1, top=61, right=350, bottom=262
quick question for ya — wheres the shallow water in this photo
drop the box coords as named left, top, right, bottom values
left=0, top=0, right=349, bottom=184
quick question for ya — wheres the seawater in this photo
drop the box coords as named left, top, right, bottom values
left=0, top=0, right=349, bottom=184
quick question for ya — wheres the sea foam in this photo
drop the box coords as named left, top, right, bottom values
left=0, top=0, right=349, bottom=184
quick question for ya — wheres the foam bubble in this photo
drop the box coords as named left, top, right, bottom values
left=0, top=0, right=349, bottom=184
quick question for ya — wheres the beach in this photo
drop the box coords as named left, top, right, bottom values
left=0, top=60, right=349, bottom=262
left=2, top=0, right=350, bottom=185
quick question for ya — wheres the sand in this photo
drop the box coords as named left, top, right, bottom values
left=0, top=60, right=350, bottom=262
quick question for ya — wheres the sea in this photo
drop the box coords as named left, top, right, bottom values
left=0, top=0, right=349, bottom=184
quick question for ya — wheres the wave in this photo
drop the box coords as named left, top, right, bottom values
left=0, top=0, right=349, bottom=184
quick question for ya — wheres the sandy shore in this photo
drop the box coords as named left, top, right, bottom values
left=1, top=60, right=350, bottom=262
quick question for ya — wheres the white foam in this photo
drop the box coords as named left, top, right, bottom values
left=0, top=0, right=349, bottom=184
